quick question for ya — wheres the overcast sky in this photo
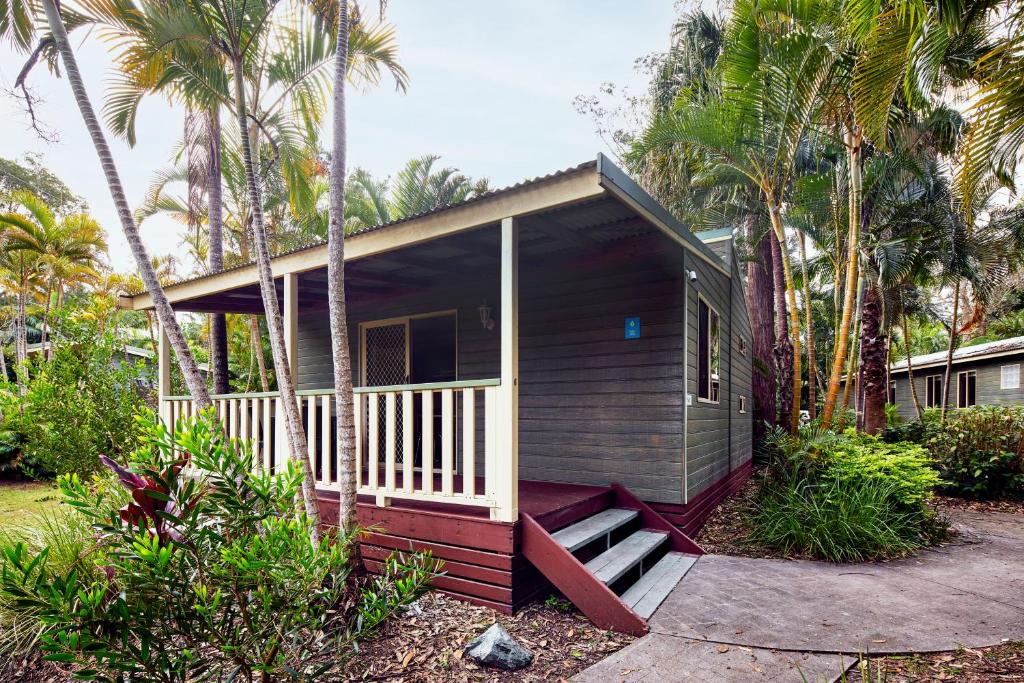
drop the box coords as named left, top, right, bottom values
left=0, top=1, right=681, bottom=274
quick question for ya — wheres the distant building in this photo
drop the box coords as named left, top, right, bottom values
left=889, top=335, right=1024, bottom=419
left=26, top=342, right=208, bottom=389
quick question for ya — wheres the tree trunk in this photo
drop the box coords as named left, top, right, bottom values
left=822, top=127, right=863, bottom=427
left=207, top=107, right=230, bottom=394
left=250, top=316, right=270, bottom=391
left=767, top=201, right=801, bottom=432
left=15, top=285, right=27, bottom=396
left=860, top=284, right=888, bottom=434
left=769, top=228, right=793, bottom=429
left=841, top=272, right=864, bottom=415
left=39, top=281, right=52, bottom=361
left=40, top=0, right=210, bottom=409
left=798, top=231, right=817, bottom=419
left=328, top=1, right=358, bottom=533
left=230, top=56, right=320, bottom=535
left=940, top=280, right=961, bottom=424
left=745, top=213, right=776, bottom=451
left=901, top=310, right=924, bottom=419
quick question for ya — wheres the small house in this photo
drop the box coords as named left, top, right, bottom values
left=118, top=155, right=753, bottom=634
left=890, top=336, right=1024, bottom=418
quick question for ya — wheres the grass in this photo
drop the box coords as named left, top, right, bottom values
left=0, top=480, right=62, bottom=530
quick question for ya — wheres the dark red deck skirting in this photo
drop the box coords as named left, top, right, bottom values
left=316, top=463, right=751, bottom=615
left=649, top=460, right=753, bottom=537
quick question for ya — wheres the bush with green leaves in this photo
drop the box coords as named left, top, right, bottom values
left=926, top=405, right=1024, bottom=499
left=881, top=408, right=941, bottom=445
left=0, top=316, right=148, bottom=478
left=0, top=410, right=438, bottom=682
left=824, top=432, right=941, bottom=507
left=747, top=475, right=942, bottom=562
left=751, top=425, right=946, bottom=562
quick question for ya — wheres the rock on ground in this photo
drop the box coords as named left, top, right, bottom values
left=465, top=623, right=535, bottom=671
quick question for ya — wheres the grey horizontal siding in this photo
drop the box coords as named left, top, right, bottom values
left=891, top=354, right=1024, bottom=419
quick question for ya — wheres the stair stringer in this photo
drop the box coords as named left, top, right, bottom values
left=611, top=483, right=705, bottom=555
left=520, top=512, right=648, bottom=636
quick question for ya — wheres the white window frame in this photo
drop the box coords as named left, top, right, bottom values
left=1001, top=364, right=1020, bottom=390
left=925, top=374, right=943, bottom=409
left=696, top=294, right=721, bottom=405
left=957, top=369, right=977, bottom=409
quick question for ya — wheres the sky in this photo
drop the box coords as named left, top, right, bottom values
left=0, top=1, right=681, bottom=274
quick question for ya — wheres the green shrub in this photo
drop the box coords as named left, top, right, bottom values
left=825, top=432, right=941, bottom=506
left=748, top=476, right=939, bottom=562
left=0, top=316, right=148, bottom=478
left=882, top=408, right=942, bottom=445
left=0, top=410, right=439, bottom=681
left=927, top=405, right=1024, bottom=499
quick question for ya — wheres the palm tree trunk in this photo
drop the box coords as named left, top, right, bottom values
left=940, top=280, right=961, bottom=424
left=842, top=272, right=865, bottom=415
left=767, top=200, right=801, bottom=432
left=745, top=214, right=776, bottom=452
left=39, top=281, right=52, bottom=361
left=250, top=316, right=270, bottom=391
left=769, top=227, right=793, bottom=429
left=328, top=1, right=358, bottom=533
left=798, top=231, right=817, bottom=419
left=40, top=0, right=210, bottom=409
left=822, top=127, right=863, bottom=428
left=901, top=310, right=924, bottom=419
left=860, top=283, right=888, bottom=434
left=230, top=56, right=320, bottom=535
left=15, top=285, right=27, bottom=396
left=207, top=107, right=230, bottom=395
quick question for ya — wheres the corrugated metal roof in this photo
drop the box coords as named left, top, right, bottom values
left=125, top=160, right=597, bottom=295
left=891, top=335, right=1024, bottom=371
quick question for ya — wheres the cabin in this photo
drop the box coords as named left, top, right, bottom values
left=117, top=155, right=753, bottom=634
left=890, top=335, right=1024, bottom=419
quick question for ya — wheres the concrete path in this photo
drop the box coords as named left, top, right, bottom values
left=575, top=510, right=1024, bottom=682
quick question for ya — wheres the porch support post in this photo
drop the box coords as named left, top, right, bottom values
left=283, top=273, right=299, bottom=382
left=157, top=320, right=171, bottom=425
left=494, top=216, right=519, bottom=522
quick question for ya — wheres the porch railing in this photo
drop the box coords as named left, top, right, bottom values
left=160, top=378, right=508, bottom=518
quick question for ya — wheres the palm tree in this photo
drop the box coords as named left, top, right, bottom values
left=12, top=0, right=214, bottom=409
left=0, top=191, right=107, bottom=360
left=641, top=0, right=842, bottom=431
left=327, top=0, right=356, bottom=532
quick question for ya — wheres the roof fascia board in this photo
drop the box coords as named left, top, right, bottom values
left=890, top=348, right=1024, bottom=374
left=596, top=153, right=730, bottom=277
left=121, top=166, right=605, bottom=311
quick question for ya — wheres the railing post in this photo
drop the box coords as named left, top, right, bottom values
left=493, top=216, right=519, bottom=522
left=158, top=321, right=171, bottom=426
left=283, top=272, right=299, bottom=381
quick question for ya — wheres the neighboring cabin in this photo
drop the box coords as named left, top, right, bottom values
left=890, top=335, right=1024, bottom=419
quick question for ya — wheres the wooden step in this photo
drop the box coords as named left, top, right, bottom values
left=586, top=530, right=668, bottom=585
left=621, top=552, right=698, bottom=618
left=551, top=508, right=639, bottom=552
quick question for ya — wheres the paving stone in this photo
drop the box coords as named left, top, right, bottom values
left=573, top=634, right=850, bottom=682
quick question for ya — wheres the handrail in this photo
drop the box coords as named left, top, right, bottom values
left=163, top=378, right=501, bottom=402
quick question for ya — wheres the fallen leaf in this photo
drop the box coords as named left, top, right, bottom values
left=718, top=645, right=730, bottom=654
left=401, top=649, right=416, bottom=668
left=453, top=649, right=463, bottom=661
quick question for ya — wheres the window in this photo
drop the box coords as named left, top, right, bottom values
left=1002, top=364, right=1020, bottom=390
left=739, top=395, right=747, bottom=414
left=925, top=375, right=943, bottom=408
left=697, top=296, right=721, bottom=403
left=957, top=370, right=977, bottom=409
left=888, top=381, right=896, bottom=405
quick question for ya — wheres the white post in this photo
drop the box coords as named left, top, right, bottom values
left=493, top=216, right=519, bottom=522
left=158, top=321, right=172, bottom=426
left=283, top=272, right=299, bottom=381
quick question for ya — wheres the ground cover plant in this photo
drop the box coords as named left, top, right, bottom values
left=0, top=410, right=438, bottom=682
left=746, top=425, right=947, bottom=562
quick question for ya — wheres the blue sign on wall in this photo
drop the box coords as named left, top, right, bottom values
left=625, top=317, right=641, bottom=339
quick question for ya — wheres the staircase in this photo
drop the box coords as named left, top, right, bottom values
left=521, top=483, right=702, bottom=635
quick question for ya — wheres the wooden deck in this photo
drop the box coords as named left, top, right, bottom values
left=316, top=479, right=614, bottom=613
